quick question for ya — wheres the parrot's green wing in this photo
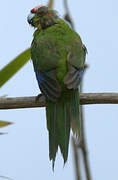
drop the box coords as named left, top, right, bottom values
left=64, top=43, right=86, bottom=135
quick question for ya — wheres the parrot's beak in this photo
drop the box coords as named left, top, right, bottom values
left=27, top=13, right=35, bottom=24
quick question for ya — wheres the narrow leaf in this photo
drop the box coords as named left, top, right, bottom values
left=0, top=48, right=31, bottom=87
left=0, top=121, right=13, bottom=128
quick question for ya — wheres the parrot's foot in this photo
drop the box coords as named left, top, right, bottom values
left=35, top=94, right=43, bottom=102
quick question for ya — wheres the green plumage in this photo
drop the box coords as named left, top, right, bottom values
left=31, top=20, right=84, bottom=72
left=28, top=6, right=86, bottom=168
left=46, top=89, right=80, bottom=168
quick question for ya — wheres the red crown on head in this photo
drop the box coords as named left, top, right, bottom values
left=31, top=5, right=43, bottom=13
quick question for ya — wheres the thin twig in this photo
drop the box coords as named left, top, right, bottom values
left=0, top=93, right=118, bottom=110
left=0, top=132, right=8, bottom=135
left=48, top=0, right=54, bottom=8
left=72, top=137, right=81, bottom=180
left=63, top=0, right=74, bottom=29
left=79, top=101, right=92, bottom=180
left=78, top=66, right=92, bottom=180
left=63, top=2, right=84, bottom=179
left=64, top=0, right=69, bottom=14
left=0, top=176, right=13, bottom=180
left=63, top=2, right=91, bottom=178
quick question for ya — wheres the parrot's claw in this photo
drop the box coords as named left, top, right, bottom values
left=35, top=94, right=43, bottom=102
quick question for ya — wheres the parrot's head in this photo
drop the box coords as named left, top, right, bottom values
left=27, top=6, right=59, bottom=29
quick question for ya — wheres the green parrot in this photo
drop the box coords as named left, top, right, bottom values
left=27, top=6, right=87, bottom=168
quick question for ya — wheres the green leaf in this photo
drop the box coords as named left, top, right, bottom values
left=0, top=48, right=31, bottom=87
left=0, top=121, right=13, bottom=128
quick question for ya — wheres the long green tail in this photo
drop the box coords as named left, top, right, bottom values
left=46, top=89, right=80, bottom=168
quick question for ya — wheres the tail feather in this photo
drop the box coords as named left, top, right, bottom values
left=71, top=89, right=81, bottom=137
left=46, top=89, right=80, bottom=168
left=46, top=101, right=58, bottom=169
left=56, top=100, right=70, bottom=164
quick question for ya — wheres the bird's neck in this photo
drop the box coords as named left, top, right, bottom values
left=39, top=16, right=58, bottom=30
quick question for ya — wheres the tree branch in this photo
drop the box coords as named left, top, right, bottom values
left=72, top=137, right=81, bottom=180
left=48, top=0, right=54, bottom=8
left=79, top=107, right=92, bottom=180
left=0, top=93, right=118, bottom=110
left=63, top=0, right=74, bottom=29
left=78, top=67, right=92, bottom=180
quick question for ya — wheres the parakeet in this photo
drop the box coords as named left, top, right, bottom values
left=27, top=6, right=87, bottom=168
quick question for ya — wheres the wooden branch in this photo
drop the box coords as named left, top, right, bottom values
left=72, top=137, right=81, bottom=180
left=0, top=95, right=45, bottom=110
left=0, top=93, right=118, bottom=110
